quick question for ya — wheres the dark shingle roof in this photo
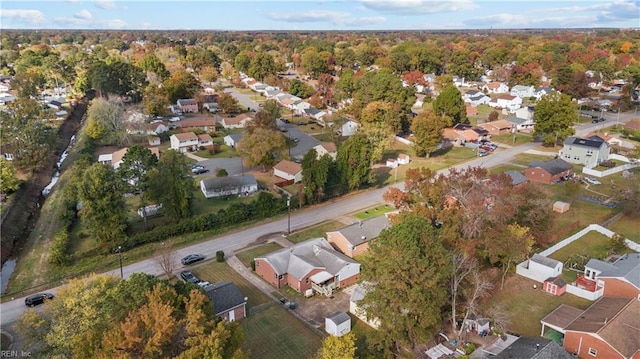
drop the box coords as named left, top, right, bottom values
left=564, top=136, right=605, bottom=149
left=329, top=215, right=390, bottom=247
left=528, top=159, right=573, bottom=176
left=504, top=170, right=528, bottom=186
left=495, top=337, right=572, bottom=359
left=205, top=281, right=246, bottom=315
left=587, top=253, right=640, bottom=289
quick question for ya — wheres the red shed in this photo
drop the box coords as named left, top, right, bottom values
left=544, top=276, right=567, bottom=296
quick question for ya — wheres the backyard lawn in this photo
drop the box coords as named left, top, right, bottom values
left=236, top=242, right=283, bottom=268
left=354, top=204, right=395, bottom=220
left=240, top=305, right=323, bottom=359
left=190, top=185, right=259, bottom=215
left=191, top=261, right=272, bottom=310
left=508, top=153, right=554, bottom=167
left=548, top=231, right=613, bottom=264
left=607, top=215, right=640, bottom=244
left=491, top=133, right=533, bottom=146
left=484, top=275, right=592, bottom=337
left=286, top=220, right=345, bottom=243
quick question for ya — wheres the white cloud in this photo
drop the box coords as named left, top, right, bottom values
left=95, top=0, right=119, bottom=9
left=53, top=16, right=126, bottom=29
left=464, top=13, right=594, bottom=29
left=74, top=9, right=92, bottom=20
left=361, top=0, right=477, bottom=15
left=267, top=10, right=350, bottom=23
left=0, top=9, right=46, bottom=25
left=103, top=19, right=126, bottom=29
left=338, top=16, right=386, bottom=27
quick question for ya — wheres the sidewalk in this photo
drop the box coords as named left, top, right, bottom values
left=523, top=149, right=558, bottom=157
left=184, top=152, right=207, bottom=162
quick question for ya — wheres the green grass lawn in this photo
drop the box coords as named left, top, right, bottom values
left=236, top=242, right=283, bottom=268
left=348, top=314, right=382, bottom=358
left=606, top=215, right=640, bottom=244
left=191, top=261, right=272, bottom=310
left=194, top=145, right=237, bottom=159
left=484, top=275, right=592, bottom=337
left=354, top=204, right=395, bottom=220
left=240, top=305, right=323, bottom=359
left=548, top=231, right=613, bottom=263
left=286, top=220, right=345, bottom=243
left=489, top=164, right=526, bottom=174
left=190, top=185, right=259, bottom=215
left=491, top=133, right=533, bottom=146
left=509, top=153, right=554, bottom=167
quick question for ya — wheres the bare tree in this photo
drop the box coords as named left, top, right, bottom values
left=487, top=304, right=512, bottom=336
left=450, top=252, right=474, bottom=332
left=154, top=243, right=177, bottom=279
left=457, top=270, right=493, bottom=338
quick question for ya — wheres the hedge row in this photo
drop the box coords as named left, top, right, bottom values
left=49, top=230, right=71, bottom=265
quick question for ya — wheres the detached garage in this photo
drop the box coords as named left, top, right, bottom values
left=325, top=312, right=351, bottom=337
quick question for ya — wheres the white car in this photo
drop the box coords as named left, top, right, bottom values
left=585, top=177, right=601, bottom=185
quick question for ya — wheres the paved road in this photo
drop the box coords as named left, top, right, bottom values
left=223, top=87, right=260, bottom=112
left=1, top=111, right=636, bottom=326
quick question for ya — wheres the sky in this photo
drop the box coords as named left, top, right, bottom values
left=0, top=0, right=639, bottom=31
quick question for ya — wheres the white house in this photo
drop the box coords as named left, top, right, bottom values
left=452, top=76, right=465, bottom=87
left=349, top=284, right=380, bottom=329
left=148, top=136, right=161, bottom=146
left=519, top=254, right=563, bottom=283
left=170, top=132, right=199, bottom=153
left=293, top=101, right=311, bottom=114
left=273, top=160, right=302, bottom=183
left=0, top=93, right=15, bottom=104
left=559, top=136, right=611, bottom=168
left=200, top=175, right=258, bottom=198
left=313, top=142, right=337, bottom=160
left=341, top=120, right=359, bottom=137
left=223, top=134, right=243, bottom=148
left=221, top=114, right=253, bottom=129
left=465, top=92, right=491, bottom=106
left=325, top=312, right=351, bottom=337
left=534, top=87, right=553, bottom=100
left=510, top=85, right=535, bottom=99
left=397, top=153, right=410, bottom=165
left=482, top=81, right=509, bottom=94
left=507, top=116, right=535, bottom=131
left=98, top=147, right=160, bottom=169
left=489, top=94, right=523, bottom=111
left=303, top=107, right=326, bottom=122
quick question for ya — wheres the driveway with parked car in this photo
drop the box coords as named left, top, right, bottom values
left=195, top=157, right=247, bottom=177
left=276, top=119, right=321, bottom=160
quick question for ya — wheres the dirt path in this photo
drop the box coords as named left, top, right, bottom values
left=0, top=100, right=87, bottom=265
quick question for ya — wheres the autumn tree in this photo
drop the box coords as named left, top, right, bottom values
left=359, top=100, right=401, bottom=161
left=336, top=134, right=375, bottom=192
left=485, top=223, right=534, bottom=289
left=533, top=92, right=577, bottom=146
left=361, top=214, right=450, bottom=357
left=248, top=52, right=278, bottom=81
left=11, top=70, right=45, bottom=98
left=410, top=111, right=445, bottom=157
left=352, top=70, right=414, bottom=117
left=163, top=70, right=200, bottom=103
left=117, top=145, right=158, bottom=228
left=86, top=59, right=147, bottom=101
left=250, top=110, right=277, bottom=131
left=86, top=98, right=127, bottom=146
left=217, top=92, right=239, bottom=113
left=236, top=127, right=287, bottom=171
left=433, top=85, right=467, bottom=126
left=137, top=53, right=169, bottom=81
left=301, top=47, right=332, bottom=78
left=143, top=83, right=169, bottom=117
left=289, top=79, right=316, bottom=98
left=316, top=332, right=356, bottom=359
left=0, top=158, right=21, bottom=195
left=316, top=73, right=335, bottom=107
left=263, top=99, right=281, bottom=120
left=147, top=150, right=193, bottom=222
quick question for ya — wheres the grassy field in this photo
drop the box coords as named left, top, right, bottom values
left=286, top=220, right=345, bottom=243
left=549, top=231, right=613, bottom=263
left=191, top=261, right=272, bottom=310
left=608, top=215, right=640, bottom=244
left=489, top=164, right=527, bottom=174
left=190, top=185, right=259, bottom=215
left=240, top=305, right=323, bottom=359
left=236, top=242, right=283, bottom=268
left=508, top=153, right=554, bottom=166
left=491, top=133, right=533, bottom=146
left=483, top=275, right=592, bottom=337
left=194, top=145, right=237, bottom=159
left=354, top=204, right=395, bottom=220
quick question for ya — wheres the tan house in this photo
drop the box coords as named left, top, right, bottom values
left=197, top=133, right=214, bottom=148
left=170, top=132, right=199, bottom=153
left=478, top=119, right=514, bottom=135
left=273, top=160, right=302, bottom=183
left=327, top=215, right=391, bottom=258
left=179, top=119, right=217, bottom=132
left=313, top=142, right=337, bottom=160
left=221, top=114, right=253, bottom=129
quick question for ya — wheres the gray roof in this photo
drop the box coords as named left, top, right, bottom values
left=329, top=215, right=390, bottom=247
left=564, top=136, right=605, bottom=149
left=507, top=116, right=529, bottom=125
left=504, top=170, right=527, bottom=186
left=349, top=283, right=367, bottom=303
left=512, top=85, right=533, bottom=91
left=256, top=238, right=359, bottom=280
left=201, top=174, right=257, bottom=191
left=530, top=254, right=561, bottom=269
left=495, top=337, right=572, bottom=359
left=528, top=159, right=573, bottom=176
left=205, top=281, right=246, bottom=315
left=304, top=107, right=322, bottom=116
left=465, top=90, right=481, bottom=96
left=225, top=133, right=243, bottom=142
left=587, top=253, right=640, bottom=288
left=177, top=98, right=196, bottom=105
left=327, top=312, right=351, bottom=325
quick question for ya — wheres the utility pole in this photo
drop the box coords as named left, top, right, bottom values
left=116, top=246, right=123, bottom=279
left=287, top=196, right=291, bottom=234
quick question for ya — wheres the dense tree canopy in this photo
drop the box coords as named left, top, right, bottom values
left=533, top=92, right=577, bottom=145
left=147, top=150, right=193, bottom=222
left=237, top=127, right=287, bottom=171
left=433, top=85, right=467, bottom=126
left=410, top=111, right=445, bottom=157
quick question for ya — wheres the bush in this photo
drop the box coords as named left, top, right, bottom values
left=50, top=230, right=71, bottom=266
left=216, top=250, right=225, bottom=262
left=464, top=343, right=476, bottom=355
left=250, top=260, right=256, bottom=271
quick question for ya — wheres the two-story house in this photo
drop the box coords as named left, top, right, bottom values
left=559, top=136, right=610, bottom=168
left=177, top=99, right=198, bottom=113
left=170, top=132, right=199, bottom=153
left=510, top=85, right=535, bottom=99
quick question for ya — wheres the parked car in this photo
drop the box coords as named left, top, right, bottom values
left=181, top=254, right=205, bottom=265
left=478, top=150, right=490, bottom=157
left=293, top=138, right=299, bottom=143
left=192, top=167, right=209, bottom=175
left=585, top=177, right=601, bottom=185
left=25, top=293, right=54, bottom=307
left=180, top=270, right=200, bottom=284
left=197, top=281, right=212, bottom=288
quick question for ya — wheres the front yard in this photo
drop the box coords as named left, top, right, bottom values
left=236, top=242, right=283, bottom=268
left=286, top=220, right=346, bottom=244
left=353, top=204, right=395, bottom=220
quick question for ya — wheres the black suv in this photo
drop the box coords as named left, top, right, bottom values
left=180, top=270, right=200, bottom=284
left=25, top=293, right=55, bottom=307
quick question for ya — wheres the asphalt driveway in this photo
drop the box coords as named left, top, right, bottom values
left=195, top=157, right=247, bottom=177
left=277, top=119, right=321, bottom=160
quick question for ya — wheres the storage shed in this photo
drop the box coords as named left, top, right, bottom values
left=325, top=312, right=351, bottom=337
left=544, top=276, right=567, bottom=296
left=553, top=201, right=570, bottom=213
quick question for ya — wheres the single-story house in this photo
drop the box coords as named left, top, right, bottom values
left=397, top=153, right=410, bottom=165
left=386, top=159, right=398, bottom=168
left=525, top=159, right=573, bottom=184
left=203, top=102, right=218, bottom=113
left=0, top=93, right=16, bottom=104
left=264, top=89, right=281, bottom=99
left=303, top=107, right=326, bottom=122
left=542, top=297, right=639, bottom=359
left=510, top=85, right=535, bottom=99
left=507, top=116, right=535, bottom=131
left=478, top=119, right=514, bottom=135
left=294, top=101, right=312, bottom=114
left=200, top=175, right=258, bottom=198
left=482, top=81, right=509, bottom=94
left=559, top=136, right=610, bottom=168
left=327, top=215, right=391, bottom=258
left=221, top=114, right=253, bottom=129
left=453, top=123, right=490, bottom=142
left=504, top=170, right=528, bottom=187
left=223, top=133, right=243, bottom=148
left=325, top=312, right=351, bottom=337
left=170, top=132, right=199, bottom=153
left=273, top=160, right=302, bottom=183
left=464, top=90, right=491, bottom=106
left=254, top=238, right=360, bottom=296
left=349, top=283, right=380, bottom=329
left=583, top=253, right=640, bottom=298
left=47, top=100, right=63, bottom=110
left=178, top=119, right=217, bottom=132
left=204, top=282, right=247, bottom=322
left=442, top=128, right=466, bottom=147
left=177, top=98, right=198, bottom=113
left=147, top=121, right=170, bottom=135
left=98, top=146, right=160, bottom=170
left=341, top=120, right=359, bottom=137
left=534, top=86, right=553, bottom=100
left=313, top=142, right=337, bottom=160
left=493, top=337, right=573, bottom=359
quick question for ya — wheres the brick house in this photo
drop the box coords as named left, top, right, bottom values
left=542, top=297, right=640, bottom=359
left=254, top=238, right=360, bottom=296
left=178, top=119, right=217, bottom=132
left=524, top=159, right=573, bottom=184
left=177, top=98, right=198, bottom=113
left=326, top=215, right=391, bottom=258
left=204, top=282, right=247, bottom=322
left=583, top=253, right=640, bottom=298
left=478, top=119, right=514, bottom=135
left=452, top=123, right=490, bottom=142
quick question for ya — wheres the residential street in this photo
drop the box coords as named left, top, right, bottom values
left=0, top=111, right=636, bottom=326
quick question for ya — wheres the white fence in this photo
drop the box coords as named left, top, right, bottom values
left=565, top=284, right=604, bottom=300
left=395, top=136, right=414, bottom=146
left=582, top=154, right=640, bottom=178
left=516, top=260, right=544, bottom=282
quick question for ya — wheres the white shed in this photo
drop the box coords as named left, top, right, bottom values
left=325, top=312, right=351, bottom=337
left=527, top=254, right=563, bottom=282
